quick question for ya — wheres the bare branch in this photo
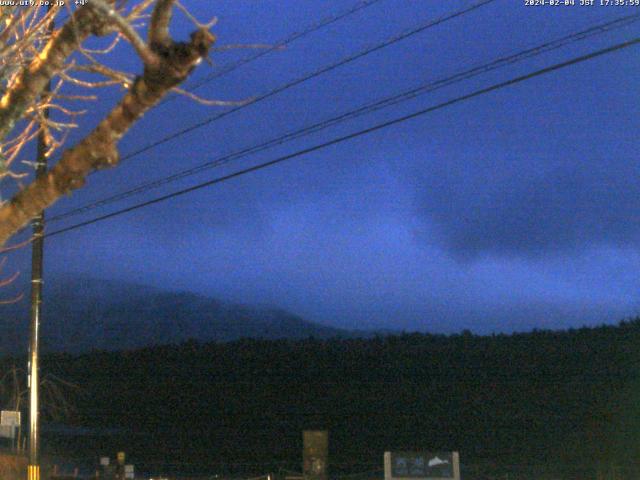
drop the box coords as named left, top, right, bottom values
left=149, top=0, right=175, bottom=47
left=127, top=0, right=156, bottom=22
left=81, top=33, right=122, bottom=54
left=0, top=26, right=216, bottom=245
left=38, top=104, right=88, bottom=117
left=0, top=269, right=19, bottom=288
left=212, top=43, right=280, bottom=52
left=59, top=72, right=121, bottom=89
left=89, top=0, right=161, bottom=67
left=171, top=87, right=252, bottom=107
left=175, top=1, right=217, bottom=30
left=0, top=5, right=110, bottom=142
left=0, top=261, right=22, bottom=304
left=0, top=292, right=23, bottom=305
left=74, top=62, right=134, bottom=85
left=0, top=236, right=32, bottom=253
left=54, top=94, right=98, bottom=101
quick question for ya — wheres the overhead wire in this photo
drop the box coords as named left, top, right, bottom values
left=55, top=0, right=386, bottom=108
left=47, top=11, right=640, bottom=223
left=45, top=35, right=640, bottom=239
left=47, top=0, right=501, bottom=222
left=42, top=0, right=391, bottom=170
left=111, top=0, right=498, bottom=166
left=177, top=0, right=387, bottom=95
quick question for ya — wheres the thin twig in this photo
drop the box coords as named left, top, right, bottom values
left=89, top=0, right=160, bottom=67
left=172, top=87, right=253, bottom=106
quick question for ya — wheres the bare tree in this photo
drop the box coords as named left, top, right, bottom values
left=0, top=364, right=78, bottom=452
left=0, top=255, right=23, bottom=305
left=0, top=1, right=221, bottom=246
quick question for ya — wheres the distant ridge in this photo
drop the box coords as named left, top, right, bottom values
left=0, top=276, right=352, bottom=354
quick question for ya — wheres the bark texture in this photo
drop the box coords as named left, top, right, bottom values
left=0, top=4, right=216, bottom=246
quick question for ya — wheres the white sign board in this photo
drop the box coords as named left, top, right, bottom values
left=1, top=410, right=20, bottom=427
left=124, top=464, right=134, bottom=479
left=100, top=457, right=110, bottom=466
left=384, top=451, right=460, bottom=480
left=0, top=425, right=15, bottom=439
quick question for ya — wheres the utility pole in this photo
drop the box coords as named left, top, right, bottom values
left=28, top=8, right=53, bottom=480
left=28, top=94, right=48, bottom=480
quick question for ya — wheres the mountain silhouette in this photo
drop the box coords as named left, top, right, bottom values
left=0, top=276, right=350, bottom=354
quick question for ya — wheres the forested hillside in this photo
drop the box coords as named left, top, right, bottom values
left=3, top=322, right=639, bottom=476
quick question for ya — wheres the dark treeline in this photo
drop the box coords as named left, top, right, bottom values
left=3, top=321, right=640, bottom=474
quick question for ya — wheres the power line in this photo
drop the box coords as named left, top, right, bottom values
left=43, top=0, right=390, bottom=171
left=45, top=35, right=640, bottom=239
left=114, top=0, right=497, bottom=165
left=178, top=0, right=387, bottom=94
left=55, top=0, right=385, bottom=112
left=48, top=12, right=640, bottom=223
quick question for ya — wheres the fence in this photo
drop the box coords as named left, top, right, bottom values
left=458, top=463, right=640, bottom=480
left=34, top=459, right=640, bottom=480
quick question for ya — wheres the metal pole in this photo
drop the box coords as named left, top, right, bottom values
left=28, top=8, right=53, bottom=480
left=28, top=103, right=47, bottom=480
left=28, top=211, right=43, bottom=480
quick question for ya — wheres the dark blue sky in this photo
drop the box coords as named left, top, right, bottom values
left=5, top=0, right=640, bottom=333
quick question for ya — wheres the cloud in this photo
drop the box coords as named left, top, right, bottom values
left=412, top=137, right=640, bottom=260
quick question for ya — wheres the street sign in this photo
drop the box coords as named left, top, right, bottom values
left=384, top=452, right=460, bottom=480
left=100, top=457, right=110, bottom=466
left=0, top=425, right=15, bottom=439
left=1, top=411, right=20, bottom=427
left=117, top=451, right=126, bottom=465
left=303, top=430, right=328, bottom=480
left=124, top=464, right=134, bottom=479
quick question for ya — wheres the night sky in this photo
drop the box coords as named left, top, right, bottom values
left=4, top=0, right=640, bottom=334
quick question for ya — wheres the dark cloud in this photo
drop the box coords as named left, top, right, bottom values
left=416, top=156, right=640, bottom=258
